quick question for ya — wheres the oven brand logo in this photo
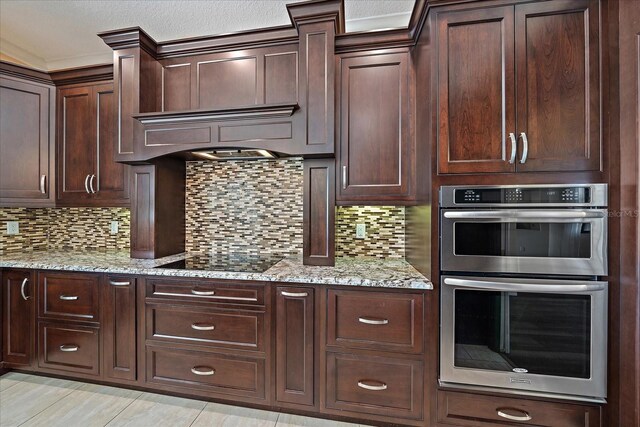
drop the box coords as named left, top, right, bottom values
left=512, top=368, right=528, bottom=374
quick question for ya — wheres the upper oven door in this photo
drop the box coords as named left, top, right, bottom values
left=441, top=209, right=607, bottom=276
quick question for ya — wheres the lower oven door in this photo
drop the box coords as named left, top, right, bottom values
left=440, top=276, right=607, bottom=400
left=440, top=209, right=607, bottom=276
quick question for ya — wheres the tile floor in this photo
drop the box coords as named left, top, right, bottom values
left=0, top=373, right=370, bottom=427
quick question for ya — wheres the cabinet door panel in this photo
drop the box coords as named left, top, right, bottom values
left=103, top=276, right=137, bottom=382
left=2, top=270, right=34, bottom=365
left=515, top=0, right=600, bottom=172
left=95, top=84, right=129, bottom=202
left=437, top=7, right=515, bottom=174
left=57, top=86, right=95, bottom=203
left=338, top=51, right=411, bottom=201
left=0, top=77, right=53, bottom=203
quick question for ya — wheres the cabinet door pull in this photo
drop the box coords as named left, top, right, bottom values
left=358, top=316, right=389, bottom=325
left=342, top=165, right=347, bottom=190
left=497, top=408, right=532, bottom=422
left=191, top=366, right=215, bottom=376
left=281, top=291, right=308, bottom=297
left=20, top=278, right=30, bottom=300
left=40, top=174, right=47, bottom=194
left=84, top=174, right=91, bottom=194
left=357, top=380, right=387, bottom=391
left=191, top=289, right=215, bottom=296
left=519, top=132, right=529, bottom=164
left=59, top=344, right=79, bottom=352
left=59, top=295, right=78, bottom=301
left=191, top=323, right=215, bottom=331
left=508, top=132, right=517, bottom=164
left=109, top=281, right=130, bottom=286
left=89, top=174, right=96, bottom=193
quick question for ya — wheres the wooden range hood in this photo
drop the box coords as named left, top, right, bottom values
left=98, top=0, right=343, bottom=264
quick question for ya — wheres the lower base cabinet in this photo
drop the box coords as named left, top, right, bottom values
left=102, top=276, right=137, bottom=382
left=38, top=321, right=100, bottom=376
left=437, top=390, right=602, bottom=427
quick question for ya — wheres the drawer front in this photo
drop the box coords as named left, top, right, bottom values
left=325, top=352, right=423, bottom=421
left=39, top=272, right=100, bottom=321
left=147, top=304, right=264, bottom=351
left=327, top=289, right=423, bottom=353
left=146, top=346, right=266, bottom=400
left=437, top=390, right=601, bottom=427
left=38, top=322, right=100, bottom=376
left=146, top=278, right=265, bottom=306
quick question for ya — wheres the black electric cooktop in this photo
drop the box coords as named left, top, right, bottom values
left=155, top=254, right=282, bottom=273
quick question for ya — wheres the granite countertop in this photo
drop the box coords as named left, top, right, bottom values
left=0, top=250, right=432, bottom=290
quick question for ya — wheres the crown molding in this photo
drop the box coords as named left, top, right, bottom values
left=49, top=63, right=113, bottom=86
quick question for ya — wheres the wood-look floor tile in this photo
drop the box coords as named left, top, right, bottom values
left=0, top=375, right=82, bottom=427
left=191, top=402, right=278, bottom=427
left=275, top=413, right=362, bottom=427
left=20, top=382, right=142, bottom=427
left=0, top=372, right=33, bottom=392
left=106, top=392, right=206, bottom=427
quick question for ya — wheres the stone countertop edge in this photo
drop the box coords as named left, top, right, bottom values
left=0, top=252, right=433, bottom=290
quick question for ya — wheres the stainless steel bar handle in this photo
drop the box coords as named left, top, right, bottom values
left=342, top=165, right=347, bottom=190
left=443, top=277, right=606, bottom=293
left=497, top=409, right=532, bottom=422
left=40, top=175, right=47, bottom=194
left=20, top=278, right=30, bottom=301
left=519, top=132, right=529, bottom=164
left=89, top=174, right=96, bottom=193
left=357, top=380, right=388, bottom=391
left=191, top=323, right=215, bottom=331
left=191, top=366, right=215, bottom=376
left=508, top=132, right=517, bottom=164
left=59, top=295, right=79, bottom=301
left=358, top=317, right=389, bottom=325
left=59, top=344, right=79, bottom=352
left=109, top=281, right=130, bottom=286
left=444, top=210, right=606, bottom=219
left=281, top=291, right=308, bottom=297
left=84, top=175, right=90, bottom=194
left=191, top=289, right=215, bottom=296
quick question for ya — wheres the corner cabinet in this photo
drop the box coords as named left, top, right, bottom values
left=0, top=76, right=55, bottom=207
left=336, top=49, right=415, bottom=203
left=436, top=0, right=601, bottom=174
left=56, top=82, right=130, bottom=206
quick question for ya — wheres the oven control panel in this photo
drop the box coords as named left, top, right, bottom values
left=454, top=187, right=591, bottom=204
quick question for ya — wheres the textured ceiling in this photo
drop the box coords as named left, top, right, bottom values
left=0, top=0, right=415, bottom=71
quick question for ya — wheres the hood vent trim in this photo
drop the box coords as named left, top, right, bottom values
left=192, top=149, right=277, bottom=161
left=133, top=102, right=297, bottom=125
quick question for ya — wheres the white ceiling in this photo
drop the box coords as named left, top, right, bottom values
left=0, top=0, right=415, bottom=71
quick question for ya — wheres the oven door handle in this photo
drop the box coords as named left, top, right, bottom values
left=443, top=210, right=606, bottom=219
left=443, top=278, right=606, bottom=293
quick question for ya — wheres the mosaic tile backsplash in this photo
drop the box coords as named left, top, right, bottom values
left=335, top=206, right=405, bottom=258
left=186, top=158, right=304, bottom=257
left=0, top=208, right=130, bottom=254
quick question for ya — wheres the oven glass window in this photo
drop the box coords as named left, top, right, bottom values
left=454, top=222, right=591, bottom=258
left=454, top=290, right=591, bottom=378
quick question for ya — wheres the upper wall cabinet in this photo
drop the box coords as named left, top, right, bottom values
left=436, top=0, right=600, bottom=174
left=0, top=76, right=55, bottom=207
left=336, top=49, right=415, bottom=204
left=57, top=82, right=129, bottom=207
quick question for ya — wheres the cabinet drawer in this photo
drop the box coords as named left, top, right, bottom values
left=327, top=289, right=423, bottom=353
left=437, top=390, right=601, bottom=427
left=146, top=278, right=265, bottom=306
left=39, top=272, right=99, bottom=322
left=146, top=346, right=266, bottom=400
left=325, top=352, right=423, bottom=421
left=38, top=322, right=100, bottom=376
left=147, top=304, right=265, bottom=351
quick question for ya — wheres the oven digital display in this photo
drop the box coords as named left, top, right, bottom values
left=454, top=187, right=591, bottom=204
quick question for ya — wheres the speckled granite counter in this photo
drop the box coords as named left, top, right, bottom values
left=0, top=251, right=432, bottom=290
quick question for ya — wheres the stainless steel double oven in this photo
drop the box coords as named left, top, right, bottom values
left=439, top=184, right=608, bottom=402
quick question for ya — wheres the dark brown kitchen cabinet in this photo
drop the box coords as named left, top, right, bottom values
left=436, top=0, right=600, bottom=174
left=2, top=270, right=35, bottom=366
left=275, top=286, right=315, bottom=408
left=337, top=50, right=414, bottom=203
left=102, top=276, right=137, bottom=382
left=57, top=82, right=129, bottom=206
left=0, top=76, right=55, bottom=207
